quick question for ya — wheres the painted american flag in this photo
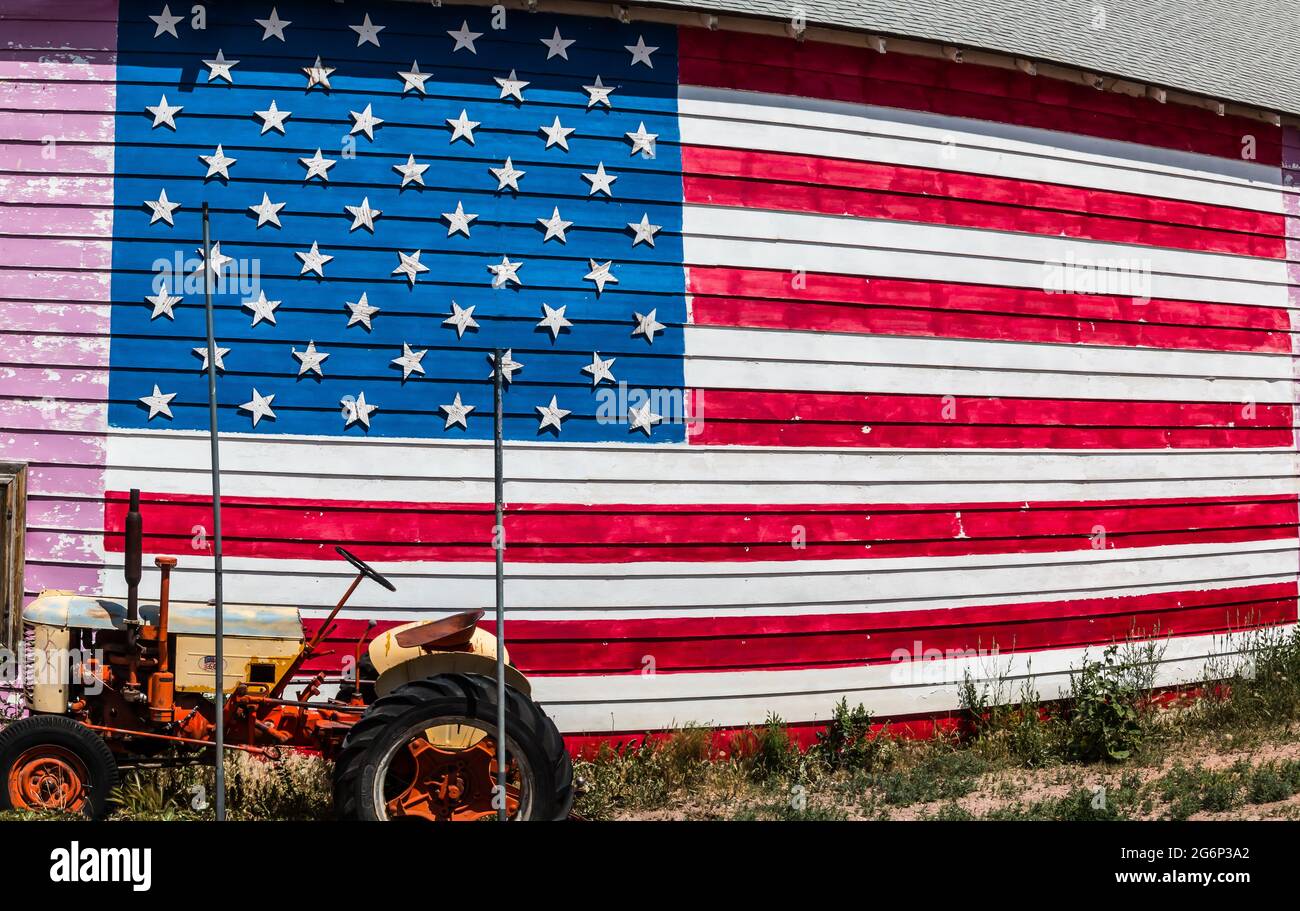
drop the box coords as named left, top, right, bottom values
left=4, top=0, right=1298, bottom=745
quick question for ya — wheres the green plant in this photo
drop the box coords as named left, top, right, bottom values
left=109, top=771, right=201, bottom=821
left=1064, top=643, right=1161, bottom=761
left=736, top=713, right=802, bottom=783
left=810, top=699, right=894, bottom=773
left=960, top=672, right=1063, bottom=768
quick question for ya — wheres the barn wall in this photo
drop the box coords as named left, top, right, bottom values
left=2, top=0, right=1298, bottom=737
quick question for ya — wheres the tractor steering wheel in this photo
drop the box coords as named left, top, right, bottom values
left=334, top=545, right=397, bottom=592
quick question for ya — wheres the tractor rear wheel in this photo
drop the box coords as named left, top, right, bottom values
left=333, top=674, right=572, bottom=821
left=0, top=715, right=119, bottom=818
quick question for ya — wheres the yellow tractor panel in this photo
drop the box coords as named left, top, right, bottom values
left=173, top=634, right=301, bottom=694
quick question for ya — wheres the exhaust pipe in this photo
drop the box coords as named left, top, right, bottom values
left=125, top=488, right=142, bottom=624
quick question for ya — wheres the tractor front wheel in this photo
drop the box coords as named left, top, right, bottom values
left=0, top=715, right=119, bottom=818
left=333, top=674, right=572, bottom=821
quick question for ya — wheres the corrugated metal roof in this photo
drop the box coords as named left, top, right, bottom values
left=640, top=0, right=1300, bottom=116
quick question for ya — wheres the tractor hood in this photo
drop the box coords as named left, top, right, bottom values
left=24, top=590, right=301, bottom=638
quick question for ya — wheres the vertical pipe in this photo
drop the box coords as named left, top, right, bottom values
left=123, top=489, right=141, bottom=624
left=493, top=348, right=507, bottom=821
left=201, top=203, right=226, bottom=821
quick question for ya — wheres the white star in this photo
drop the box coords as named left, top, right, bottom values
left=295, top=241, right=333, bottom=277
left=537, top=303, right=572, bottom=339
left=145, top=188, right=180, bottom=226
left=200, top=144, right=236, bottom=181
left=249, top=192, right=286, bottom=228
left=203, top=49, right=239, bottom=83
left=349, top=13, right=385, bottom=47
left=495, top=69, right=529, bottom=102
left=243, top=290, right=281, bottom=326
left=391, top=342, right=427, bottom=380
left=139, top=385, right=176, bottom=420
left=540, top=115, right=575, bottom=150
left=446, top=110, right=479, bottom=144
left=536, top=396, right=570, bottom=433
left=628, top=400, right=662, bottom=435
left=149, top=5, right=182, bottom=38
left=626, top=35, right=658, bottom=67
left=398, top=60, right=431, bottom=94
left=196, top=242, right=232, bottom=277
left=193, top=345, right=229, bottom=371
left=440, top=393, right=475, bottom=429
left=584, top=259, right=618, bottom=295
left=145, top=290, right=181, bottom=320
left=629, top=213, right=662, bottom=246
left=541, top=27, right=575, bottom=59
left=342, top=392, right=377, bottom=429
left=626, top=122, right=657, bottom=157
left=488, top=350, right=523, bottom=384
left=582, top=75, right=616, bottom=108
left=633, top=309, right=666, bottom=343
left=303, top=55, right=334, bottom=90
left=344, top=196, right=381, bottom=233
left=448, top=20, right=482, bottom=53
left=537, top=207, right=572, bottom=243
left=349, top=103, right=384, bottom=140
left=582, top=161, right=617, bottom=196
left=146, top=95, right=182, bottom=129
left=443, top=201, right=478, bottom=237
left=582, top=352, right=617, bottom=386
left=239, top=388, right=276, bottom=427
left=255, top=7, right=291, bottom=41
left=392, top=250, right=429, bottom=286
left=292, top=340, right=329, bottom=376
left=393, top=154, right=428, bottom=188
left=489, top=157, right=526, bottom=192
left=300, top=148, right=336, bottom=182
left=443, top=301, right=478, bottom=338
left=346, top=292, right=379, bottom=329
left=254, top=99, right=292, bottom=134
left=489, top=256, right=523, bottom=288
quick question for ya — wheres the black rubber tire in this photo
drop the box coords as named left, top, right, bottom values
left=0, top=715, right=119, bottom=819
left=333, top=674, right=572, bottom=821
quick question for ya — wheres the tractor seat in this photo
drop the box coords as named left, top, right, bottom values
left=394, top=609, right=485, bottom=650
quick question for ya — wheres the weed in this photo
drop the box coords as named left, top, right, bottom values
left=1064, top=643, right=1161, bottom=762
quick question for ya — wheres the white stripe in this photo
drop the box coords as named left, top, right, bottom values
left=685, top=325, right=1293, bottom=402
left=88, top=539, right=1298, bottom=617
left=534, top=627, right=1288, bottom=732
left=105, top=433, right=1300, bottom=504
left=678, top=86, right=1286, bottom=214
left=683, top=205, right=1290, bottom=308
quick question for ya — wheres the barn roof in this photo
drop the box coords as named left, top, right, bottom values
left=640, top=0, right=1300, bottom=117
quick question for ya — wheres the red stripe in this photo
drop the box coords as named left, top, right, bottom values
left=677, top=28, right=1282, bottom=165
left=688, top=267, right=1290, bottom=353
left=689, top=390, right=1293, bottom=449
left=683, top=146, right=1287, bottom=258
left=311, top=582, right=1296, bottom=676
left=104, top=492, right=1298, bottom=563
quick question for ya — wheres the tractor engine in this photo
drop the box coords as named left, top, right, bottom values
left=20, top=490, right=305, bottom=751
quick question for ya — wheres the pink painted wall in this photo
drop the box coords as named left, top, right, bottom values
left=0, top=0, right=117, bottom=596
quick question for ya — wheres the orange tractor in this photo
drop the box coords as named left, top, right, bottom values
left=0, top=490, right=572, bottom=821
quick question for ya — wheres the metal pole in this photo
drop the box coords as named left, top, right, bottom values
left=200, top=203, right=226, bottom=821
left=493, top=348, right=507, bottom=821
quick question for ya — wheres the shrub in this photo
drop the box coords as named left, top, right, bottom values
left=1064, top=644, right=1159, bottom=762
left=810, top=699, right=894, bottom=773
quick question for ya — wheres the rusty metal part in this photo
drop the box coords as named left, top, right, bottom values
left=82, top=722, right=274, bottom=757
left=7, top=745, right=90, bottom=812
left=384, top=731, right=520, bottom=821
left=394, top=610, right=484, bottom=650
left=153, top=556, right=176, bottom=674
